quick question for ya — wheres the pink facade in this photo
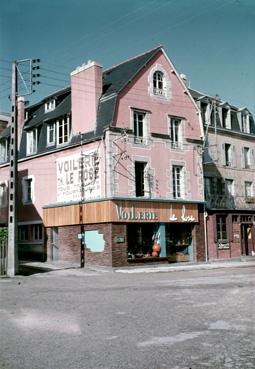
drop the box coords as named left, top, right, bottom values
left=0, top=47, right=206, bottom=267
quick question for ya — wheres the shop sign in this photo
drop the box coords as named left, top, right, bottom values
left=115, top=235, right=125, bottom=243
left=57, top=152, right=100, bottom=203
left=218, top=242, right=230, bottom=250
left=115, top=205, right=158, bottom=221
left=181, top=205, right=196, bottom=222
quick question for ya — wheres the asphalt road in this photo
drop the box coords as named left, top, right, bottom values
left=0, top=266, right=255, bottom=369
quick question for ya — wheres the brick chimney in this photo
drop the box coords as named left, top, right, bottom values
left=71, top=60, right=102, bottom=134
left=17, top=96, right=25, bottom=147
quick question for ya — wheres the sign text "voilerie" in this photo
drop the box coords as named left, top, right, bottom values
left=116, top=205, right=158, bottom=221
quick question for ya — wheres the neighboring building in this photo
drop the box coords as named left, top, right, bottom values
left=0, top=47, right=205, bottom=266
left=190, top=88, right=255, bottom=260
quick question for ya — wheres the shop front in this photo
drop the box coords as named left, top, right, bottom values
left=43, top=199, right=204, bottom=266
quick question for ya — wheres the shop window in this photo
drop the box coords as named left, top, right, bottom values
left=216, top=215, right=228, bottom=241
left=135, top=162, right=146, bottom=197
left=31, top=224, right=43, bottom=241
left=232, top=215, right=238, bottom=223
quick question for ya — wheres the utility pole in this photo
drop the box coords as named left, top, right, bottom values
left=7, top=61, right=18, bottom=276
left=7, top=59, right=40, bottom=276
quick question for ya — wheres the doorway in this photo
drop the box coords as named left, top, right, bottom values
left=51, top=227, right=59, bottom=261
left=241, top=224, right=252, bottom=256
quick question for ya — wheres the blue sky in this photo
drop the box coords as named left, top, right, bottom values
left=0, top=0, right=254, bottom=113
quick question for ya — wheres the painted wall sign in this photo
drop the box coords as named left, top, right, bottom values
left=115, top=204, right=158, bottom=221
left=57, top=152, right=100, bottom=203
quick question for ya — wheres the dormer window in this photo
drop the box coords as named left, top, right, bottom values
left=57, top=116, right=71, bottom=146
left=241, top=112, right=250, bottom=133
left=47, top=122, right=56, bottom=146
left=149, top=65, right=170, bottom=100
left=153, top=71, right=163, bottom=95
left=26, top=129, right=37, bottom=155
left=45, top=99, right=56, bottom=113
left=221, top=107, right=231, bottom=129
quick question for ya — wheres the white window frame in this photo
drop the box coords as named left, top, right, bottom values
left=133, top=110, right=148, bottom=145
left=0, top=181, right=8, bottom=208
left=153, top=71, right=164, bottom=96
left=0, top=139, right=8, bottom=163
left=225, top=179, right=234, bottom=196
left=245, top=181, right=253, bottom=198
left=172, top=165, right=184, bottom=199
left=148, top=65, right=170, bottom=100
left=47, top=122, right=56, bottom=146
left=241, top=113, right=250, bottom=133
left=221, top=107, right=231, bottom=129
left=56, top=116, right=71, bottom=146
left=243, top=147, right=251, bottom=168
left=22, top=175, right=35, bottom=204
left=26, top=129, right=37, bottom=155
left=45, top=99, right=56, bottom=113
left=169, top=117, right=182, bottom=149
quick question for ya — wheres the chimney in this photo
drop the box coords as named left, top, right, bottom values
left=71, top=60, right=102, bottom=134
left=17, top=96, right=25, bottom=147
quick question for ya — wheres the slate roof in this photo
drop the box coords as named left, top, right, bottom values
left=189, top=88, right=255, bottom=135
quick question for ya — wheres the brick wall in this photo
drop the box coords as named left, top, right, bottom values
left=111, top=223, right=128, bottom=267
left=192, top=205, right=206, bottom=262
left=59, top=225, right=80, bottom=262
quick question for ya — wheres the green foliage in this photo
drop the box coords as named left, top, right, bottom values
left=0, top=227, right=8, bottom=242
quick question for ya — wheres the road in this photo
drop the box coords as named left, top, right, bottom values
left=0, top=266, right=255, bottom=369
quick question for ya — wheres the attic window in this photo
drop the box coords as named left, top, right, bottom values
left=45, top=99, right=56, bottom=113
left=153, top=71, right=163, bottom=95
left=149, top=65, right=170, bottom=100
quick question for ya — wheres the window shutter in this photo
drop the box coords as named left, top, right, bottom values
left=232, top=145, right=236, bottom=167
left=251, top=148, right=255, bottom=169
left=221, top=143, right=226, bottom=165
left=241, top=147, right=245, bottom=168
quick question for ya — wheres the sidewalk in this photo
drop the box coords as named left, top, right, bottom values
left=18, top=256, right=255, bottom=276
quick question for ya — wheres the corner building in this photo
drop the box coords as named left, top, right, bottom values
left=0, top=47, right=206, bottom=267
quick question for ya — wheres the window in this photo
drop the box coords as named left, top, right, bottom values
left=222, top=107, right=230, bottom=128
left=216, top=215, right=227, bottom=241
left=133, top=111, right=147, bottom=145
left=45, top=99, right=56, bottom=113
left=223, top=143, right=234, bottom=167
left=135, top=162, right=146, bottom=197
left=200, top=102, right=211, bottom=125
left=225, top=179, right=234, bottom=196
left=26, top=129, right=37, bottom=155
left=0, top=139, right=9, bottom=163
left=22, top=176, right=34, bottom=204
left=0, top=182, right=8, bottom=207
left=170, top=118, right=182, bottom=149
left=31, top=224, right=43, bottom=241
left=204, top=177, right=215, bottom=199
left=153, top=71, right=163, bottom=95
left=172, top=165, right=184, bottom=199
left=47, top=122, right=56, bottom=146
left=241, top=113, right=250, bottom=133
left=245, top=181, right=253, bottom=198
left=18, top=225, right=29, bottom=241
left=243, top=147, right=251, bottom=168
left=57, top=116, right=71, bottom=146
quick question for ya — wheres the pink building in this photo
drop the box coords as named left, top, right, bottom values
left=0, top=47, right=206, bottom=267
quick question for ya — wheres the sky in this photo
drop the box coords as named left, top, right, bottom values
left=0, top=0, right=254, bottom=113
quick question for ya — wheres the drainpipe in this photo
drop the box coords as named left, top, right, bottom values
left=204, top=203, right=209, bottom=262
